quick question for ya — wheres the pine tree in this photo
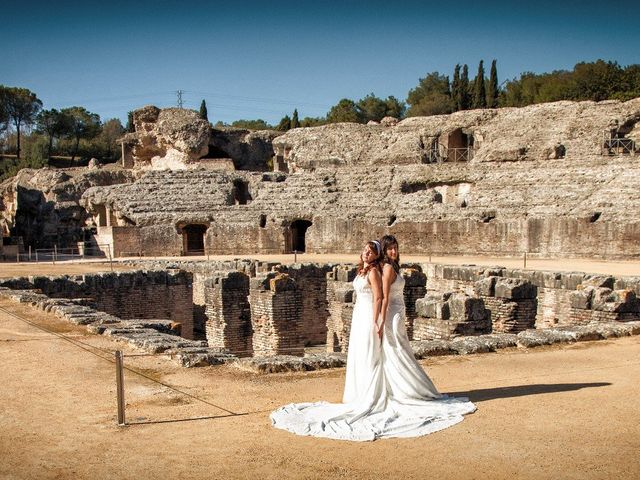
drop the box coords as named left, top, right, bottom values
left=291, top=109, right=300, bottom=128
left=473, top=60, right=487, bottom=109
left=276, top=115, right=291, bottom=131
left=460, top=64, right=471, bottom=110
left=199, top=100, right=208, bottom=121
left=452, top=64, right=461, bottom=111
left=487, top=60, right=499, bottom=108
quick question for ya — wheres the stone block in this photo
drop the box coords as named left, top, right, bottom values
left=494, top=278, right=537, bottom=300
left=569, top=286, right=594, bottom=310
left=333, top=284, right=354, bottom=303
left=402, top=268, right=427, bottom=287
left=474, top=276, right=497, bottom=297
left=581, top=275, right=615, bottom=289
left=336, top=266, right=358, bottom=283
left=415, top=297, right=449, bottom=320
left=448, top=293, right=487, bottom=321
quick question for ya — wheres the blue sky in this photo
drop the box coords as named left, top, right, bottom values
left=3, top=0, right=639, bottom=125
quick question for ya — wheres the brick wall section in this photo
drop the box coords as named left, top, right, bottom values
left=275, top=264, right=332, bottom=346
left=21, top=270, right=194, bottom=339
left=191, top=272, right=208, bottom=339
left=325, top=266, right=357, bottom=353
left=474, top=276, right=538, bottom=333
left=403, top=268, right=427, bottom=340
left=204, top=271, right=252, bottom=356
left=249, top=272, right=304, bottom=356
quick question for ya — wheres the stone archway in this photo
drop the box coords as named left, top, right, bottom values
left=288, top=219, right=312, bottom=253
left=182, top=224, right=208, bottom=255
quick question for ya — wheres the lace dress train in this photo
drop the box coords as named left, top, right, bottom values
left=270, top=273, right=476, bottom=441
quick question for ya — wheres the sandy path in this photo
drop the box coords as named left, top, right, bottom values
left=2, top=253, right=639, bottom=279
left=1, top=298, right=639, bottom=480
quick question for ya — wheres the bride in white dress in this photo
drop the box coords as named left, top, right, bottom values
left=270, top=239, right=475, bottom=441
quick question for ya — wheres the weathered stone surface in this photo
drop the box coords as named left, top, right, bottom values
left=411, top=339, right=455, bottom=358
left=233, top=353, right=347, bottom=374
left=450, top=334, right=519, bottom=355
left=494, top=278, right=537, bottom=300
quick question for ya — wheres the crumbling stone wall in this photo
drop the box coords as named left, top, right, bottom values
left=414, top=292, right=491, bottom=340
left=402, top=268, right=427, bottom=340
left=569, top=286, right=640, bottom=324
left=1, top=270, right=194, bottom=339
left=325, top=266, right=357, bottom=353
left=474, top=277, right=538, bottom=333
left=274, top=263, right=332, bottom=345
left=249, top=272, right=304, bottom=356
left=204, top=271, right=252, bottom=356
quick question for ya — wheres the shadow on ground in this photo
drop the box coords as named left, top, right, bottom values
left=449, top=382, right=611, bottom=402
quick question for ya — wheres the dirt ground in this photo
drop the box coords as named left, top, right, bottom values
left=1, top=294, right=639, bottom=480
left=2, top=252, right=640, bottom=279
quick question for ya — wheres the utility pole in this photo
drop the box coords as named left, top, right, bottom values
left=176, top=90, right=184, bottom=109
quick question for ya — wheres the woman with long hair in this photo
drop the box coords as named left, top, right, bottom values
left=271, top=240, right=386, bottom=440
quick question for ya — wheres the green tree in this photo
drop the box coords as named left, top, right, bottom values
left=460, top=64, right=471, bottom=110
left=230, top=119, right=272, bottom=130
left=291, top=109, right=300, bottom=128
left=406, top=72, right=453, bottom=116
left=36, top=109, right=71, bottom=160
left=326, top=99, right=362, bottom=123
left=126, top=111, right=135, bottom=133
left=300, top=116, right=326, bottom=127
left=276, top=115, right=292, bottom=131
left=0, top=86, right=42, bottom=159
left=472, top=60, right=487, bottom=109
left=487, top=59, right=499, bottom=108
left=98, top=118, right=125, bottom=161
left=199, top=99, right=208, bottom=121
left=384, top=96, right=406, bottom=119
left=61, top=107, right=101, bottom=161
left=570, top=60, right=624, bottom=101
left=451, top=64, right=462, bottom=111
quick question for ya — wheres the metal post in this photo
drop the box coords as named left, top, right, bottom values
left=107, top=245, right=113, bottom=272
left=523, top=252, right=527, bottom=269
left=35, top=251, right=38, bottom=263
left=53, top=245, right=58, bottom=264
left=294, top=250, right=297, bottom=263
left=115, top=350, right=126, bottom=426
left=28, top=245, right=32, bottom=261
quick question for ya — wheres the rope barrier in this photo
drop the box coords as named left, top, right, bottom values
left=0, top=305, right=239, bottom=420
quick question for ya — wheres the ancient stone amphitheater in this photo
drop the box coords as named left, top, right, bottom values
left=1, top=99, right=640, bottom=369
left=2, top=99, right=639, bottom=259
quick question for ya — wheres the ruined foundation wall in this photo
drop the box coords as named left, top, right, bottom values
left=7, top=271, right=195, bottom=339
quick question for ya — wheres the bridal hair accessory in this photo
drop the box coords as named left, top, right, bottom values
left=372, top=240, right=381, bottom=254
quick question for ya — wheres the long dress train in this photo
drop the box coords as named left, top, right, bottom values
left=270, top=273, right=476, bottom=441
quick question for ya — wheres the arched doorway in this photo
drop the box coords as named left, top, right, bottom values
left=182, top=224, right=208, bottom=255
left=289, top=220, right=312, bottom=253
left=232, top=179, right=252, bottom=205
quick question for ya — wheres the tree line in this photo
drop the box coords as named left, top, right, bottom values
left=219, top=59, right=639, bottom=130
left=0, top=86, right=124, bottom=180
left=2, top=59, right=638, bottom=177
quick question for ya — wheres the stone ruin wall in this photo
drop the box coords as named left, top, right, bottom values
left=0, top=270, right=195, bottom=339
left=2, top=259, right=639, bottom=357
left=3, top=99, right=640, bottom=259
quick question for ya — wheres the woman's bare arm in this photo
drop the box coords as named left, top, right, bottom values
left=379, top=264, right=397, bottom=339
left=368, top=268, right=383, bottom=338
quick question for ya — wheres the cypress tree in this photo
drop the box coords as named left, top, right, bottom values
left=199, top=100, right=208, bottom=121
left=291, top=109, right=300, bottom=128
left=473, top=60, right=487, bottom=109
left=487, top=59, right=499, bottom=108
left=126, top=111, right=135, bottom=133
left=460, top=64, right=471, bottom=110
left=452, top=64, right=461, bottom=111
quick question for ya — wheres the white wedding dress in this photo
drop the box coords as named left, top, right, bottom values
left=270, top=273, right=476, bottom=441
